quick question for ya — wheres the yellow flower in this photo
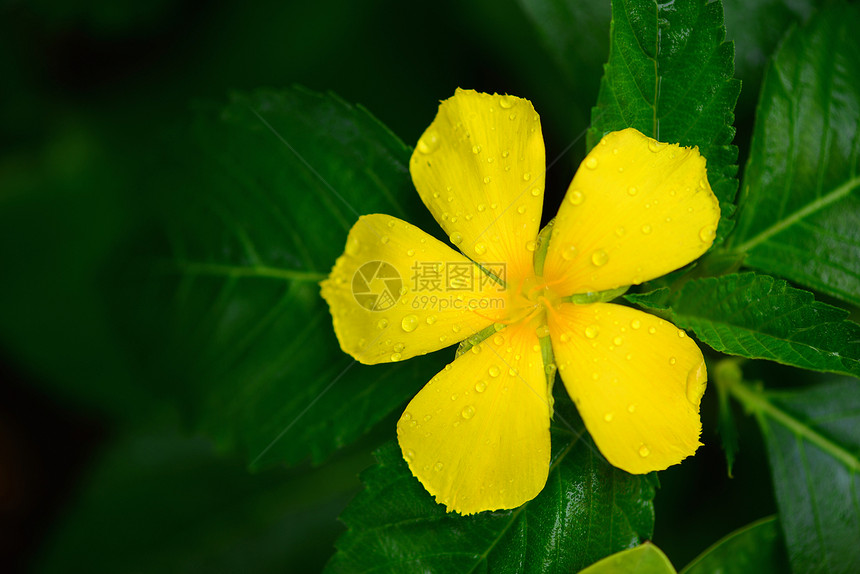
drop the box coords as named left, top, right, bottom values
left=321, top=89, right=719, bottom=515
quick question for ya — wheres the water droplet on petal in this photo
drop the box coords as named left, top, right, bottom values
left=536, top=325, right=550, bottom=338
left=471, top=344, right=482, bottom=355
left=345, top=238, right=361, bottom=255
left=406, top=248, right=415, bottom=256
left=380, top=235, right=390, bottom=244
left=517, top=205, right=527, bottom=214
left=417, top=130, right=440, bottom=154
left=426, top=315, right=437, bottom=325
left=475, top=381, right=487, bottom=393
left=450, top=232, right=463, bottom=245
left=477, top=203, right=486, bottom=212
left=545, top=363, right=557, bottom=375
left=390, top=352, right=402, bottom=361
left=560, top=333, right=570, bottom=343
left=483, top=176, right=491, bottom=184
left=699, top=225, right=716, bottom=242
left=669, top=356, right=677, bottom=365
left=472, top=145, right=482, bottom=154
left=475, top=242, right=487, bottom=255
left=403, top=449, right=415, bottom=461
left=585, top=325, right=600, bottom=339
left=613, top=336, right=623, bottom=346
left=591, top=249, right=609, bottom=267
left=641, top=224, right=652, bottom=234
left=461, top=405, right=475, bottom=419
left=639, top=445, right=651, bottom=457
left=686, top=361, right=707, bottom=404
left=523, top=172, right=531, bottom=181
left=604, top=412, right=614, bottom=422
left=493, top=334, right=505, bottom=346
left=434, top=462, right=444, bottom=472
left=568, top=190, right=584, bottom=205
left=627, top=186, right=638, bottom=196
left=394, top=342, right=405, bottom=352
left=531, top=187, right=541, bottom=197
left=401, top=314, right=419, bottom=332
left=628, top=404, right=636, bottom=413
left=631, top=319, right=641, bottom=329
left=562, top=245, right=577, bottom=261
left=488, top=366, right=501, bottom=377
left=526, top=240, right=537, bottom=252
left=678, top=329, right=687, bottom=338
left=499, top=95, right=514, bottom=109
left=585, top=157, right=598, bottom=170
left=648, top=326, right=657, bottom=334
left=615, top=226, right=626, bottom=237
left=377, top=318, right=389, bottom=329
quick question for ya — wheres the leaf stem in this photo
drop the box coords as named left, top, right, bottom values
left=722, top=368, right=860, bottom=472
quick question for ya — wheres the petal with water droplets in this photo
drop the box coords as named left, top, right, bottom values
left=547, top=301, right=705, bottom=474
left=543, top=128, right=720, bottom=295
left=397, top=320, right=550, bottom=514
left=321, top=214, right=504, bottom=364
left=410, top=89, right=545, bottom=282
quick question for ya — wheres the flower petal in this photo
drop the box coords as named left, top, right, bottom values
left=321, top=214, right=506, bottom=364
left=397, top=320, right=550, bottom=514
left=547, top=302, right=705, bottom=474
left=542, top=128, right=720, bottom=295
left=410, top=89, right=545, bottom=282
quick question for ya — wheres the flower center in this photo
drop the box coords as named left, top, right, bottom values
left=501, top=274, right=562, bottom=328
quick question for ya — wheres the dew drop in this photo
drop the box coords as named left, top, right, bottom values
left=488, top=365, right=501, bottom=377
left=627, top=186, right=638, bottom=196
left=535, top=324, right=550, bottom=338
left=639, top=445, right=651, bottom=457
left=390, top=352, right=402, bottom=362
left=475, top=242, right=487, bottom=255
left=585, top=325, right=599, bottom=339
left=471, top=345, right=482, bottom=355
left=406, top=248, right=415, bottom=256
left=402, top=411, right=412, bottom=421
left=501, top=150, right=510, bottom=158
left=648, top=326, right=657, bottom=334
left=508, top=367, right=518, bottom=376
left=461, top=405, right=476, bottom=419
left=615, top=226, right=626, bottom=237
left=380, top=235, right=390, bottom=244
left=477, top=203, right=486, bottom=212
left=604, top=412, right=614, bottom=422
left=417, top=130, right=440, bottom=154
left=394, top=342, right=405, bottom=352
left=517, top=205, right=526, bottom=214
left=567, top=190, right=584, bottom=205
left=545, top=363, right=557, bottom=375
left=641, top=224, right=652, bottom=235
left=401, top=314, right=419, bottom=332
left=648, top=141, right=665, bottom=153
left=434, top=462, right=444, bottom=472
left=591, top=249, right=609, bottom=267
left=585, top=157, right=599, bottom=170
left=699, top=225, right=716, bottom=242
left=345, top=237, right=360, bottom=255
left=493, top=334, right=505, bottom=346
left=560, top=333, right=570, bottom=343
left=531, top=187, right=541, bottom=197
left=499, top=95, right=514, bottom=109
left=523, top=172, right=531, bottom=181
left=562, top=245, right=577, bottom=261
left=669, top=356, right=677, bottom=366
left=472, top=145, right=482, bottom=154
left=628, top=404, right=636, bottom=413
left=483, top=176, right=492, bottom=184
left=450, top=232, right=463, bottom=245
left=475, top=381, right=487, bottom=393
left=686, top=361, right=707, bottom=404
left=377, top=318, right=389, bottom=330
left=426, top=315, right=437, bottom=325
left=678, top=329, right=687, bottom=338
left=613, top=336, right=623, bottom=346
left=526, top=240, right=537, bottom=252
left=403, top=449, right=415, bottom=461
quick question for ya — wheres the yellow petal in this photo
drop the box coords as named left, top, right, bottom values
left=397, top=320, right=551, bottom=514
left=542, top=128, right=720, bottom=295
left=321, top=214, right=507, bottom=364
left=547, top=302, right=705, bottom=474
left=410, top=89, right=545, bottom=282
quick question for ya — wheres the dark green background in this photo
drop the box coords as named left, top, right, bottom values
left=0, top=0, right=819, bottom=571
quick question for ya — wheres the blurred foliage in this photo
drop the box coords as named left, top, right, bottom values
left=1, top=0, right=858, bottom=572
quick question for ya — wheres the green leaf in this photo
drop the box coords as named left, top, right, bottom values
left=728, top=2, right=860, bottom=306
left=327, top=392, right=656, bottom=574
left=681, top=516, right=789, bottom=574
left=580, top=543, right=676, bottom=574
left=627, top=273, right=860, bottom=377
left=121, top=87, right=444, bottom=469
left=35, top=422, right=368, bottom=574
left=726, top=379, right=860, bottom=574
left=589, top=0, right=740, bottom=239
